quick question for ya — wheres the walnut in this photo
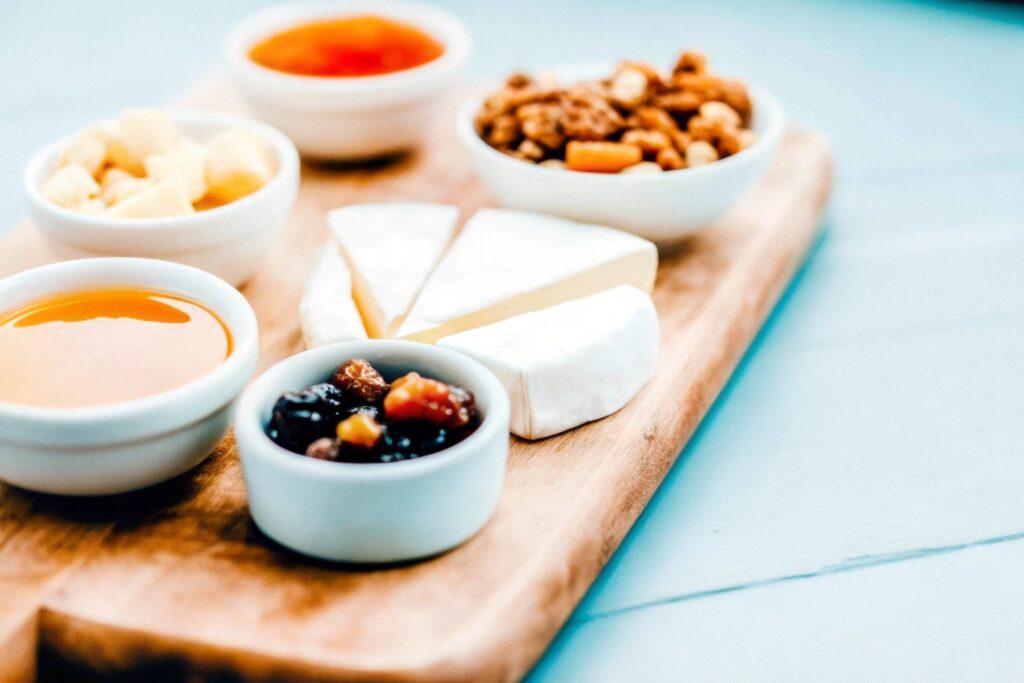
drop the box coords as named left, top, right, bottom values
left=516, top=139, right=545, bottom=161
left=674, top=50, right=707, bottom=75
left=621, top=128, right=672, bottom=154
left=561, top=97, right=624, bottom=141
left=687, top=115, right=717, bottom=142
left=719, top=80, right=753, bottom=121
left=688, top=115, right=744, bottom=157
left=486, top=114, right=521, bottom=148
left=521, top=109, right=565, bottom=150
left=715, top=125, right=744, bottom=156
left=671, top=72, right=727, bottom=104
left=656, top=146, right=685, bottom=170
left=505, top=72, right=533, bottom=89
left=629, top=107, right=679, bottom=133
left=654, top=91, right=703, bottom=115
left=668, top=129, right=692, bottom=152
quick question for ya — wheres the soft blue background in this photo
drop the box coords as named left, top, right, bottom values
left=3, top=1, right=1023, bottom=679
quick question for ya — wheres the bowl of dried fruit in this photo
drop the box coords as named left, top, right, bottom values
left=458, top=51, right=785, bottom=246
left=234, top=340, right=510, bottom=563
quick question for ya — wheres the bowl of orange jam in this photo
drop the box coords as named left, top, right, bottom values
left=0, top=258, right=258, bottom=495
left=224, top=1, right=471, bottom=160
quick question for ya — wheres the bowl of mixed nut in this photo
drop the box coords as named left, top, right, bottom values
left=459, top=51, right=785, bottom=245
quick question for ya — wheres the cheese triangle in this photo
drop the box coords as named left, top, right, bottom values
left=397, top=209, right=658, bottom=343
left=437, top=286, right=659, bottom=439
left=328, top=203, right=459, bottom=338
left=299, top=244, right=368, bottom=348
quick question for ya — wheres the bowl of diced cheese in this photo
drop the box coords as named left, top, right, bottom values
left=23, top=109, right=300, bottom=286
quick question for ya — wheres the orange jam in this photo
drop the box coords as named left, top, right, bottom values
left=248, top=15, right=445, bottom=77
left=0, top=288, right=232, bottom=408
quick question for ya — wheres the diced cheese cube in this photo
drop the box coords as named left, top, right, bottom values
left=58, top=134, right=107, bottom=177
left=105, top=179, right=194, bottom=219
left=438, top=286, right=659, bottom=439
left=117, top=108, right=181, bottom=161
left=88, top=120, right=145, bottom=175
left=74, top=198, right=108, bottom=214
left=101, top=176, right=154, bottom=206
left=144, top=146, right=208, bottom=202
left=100, top=167, right=135, bottom=186
left=40, top=165, right=100, bottom=208
left=204, top=130, right=274, bottom=203
left=299, top=245, right=368, bottom=348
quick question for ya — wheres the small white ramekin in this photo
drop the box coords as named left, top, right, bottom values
left=458, top=67, right=786, bottom=247
left=0, top=258, right=258, bottom=496
left=235, top=340, right=510, bottom=563
left=224, top=0, right=471, bottom=160
left=23, top=110, right=300, bottom=287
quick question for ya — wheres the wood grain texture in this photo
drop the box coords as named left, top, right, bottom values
left=0, top=74, right=831, bottom=680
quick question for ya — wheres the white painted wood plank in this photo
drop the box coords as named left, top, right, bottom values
left=533, top=538, right=1024, bottom=681
left=577, top=220, right=1024, bottom=616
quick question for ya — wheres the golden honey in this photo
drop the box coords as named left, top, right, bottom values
left=249, top=15, right=444, bottom=78
left=0, top=288, right=232, bottom=408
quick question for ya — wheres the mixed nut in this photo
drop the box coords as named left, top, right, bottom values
left=267, top=358, right=480, bottom=463
left=474, top=50, right=756, bottom=174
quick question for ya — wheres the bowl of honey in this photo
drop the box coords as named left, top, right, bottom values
left=224, top=0, right=471, bottom=160
left=0, top=258, right=258, bottom=495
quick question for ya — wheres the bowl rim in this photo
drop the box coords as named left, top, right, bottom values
left=235, top=339, right=510, bottom=482
left=223, top=0, right=472, bottom=98
left=457, top=66, right=786, bottom=183
left=0, top=257, right=259, bottom=443
left=23, top=109, right=300, bottom=231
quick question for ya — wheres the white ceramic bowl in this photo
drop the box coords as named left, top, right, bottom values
left=24, top=110, right=300, bottom=287
left=0, top=258, right=259, bottom=496
left=235, top=340, right=510, bottom=563
left=224, top=0, right=471, bottom=160
left=458, top=70, right=786, bottom=246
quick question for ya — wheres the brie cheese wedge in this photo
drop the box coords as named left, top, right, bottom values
left=437, top=285, right=659, bottom=439
left=398, top=209, right=657, bottom=343
left=299, top=245, right=368, bottom=348
left=329, top=203, right=459, bottom=338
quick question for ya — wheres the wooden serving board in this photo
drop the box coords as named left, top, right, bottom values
left=0, top=74, right=831, bottom=682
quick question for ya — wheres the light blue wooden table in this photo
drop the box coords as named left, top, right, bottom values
left=3, top=1, right=1023, bottom=679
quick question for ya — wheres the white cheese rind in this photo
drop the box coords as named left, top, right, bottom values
left=397, top=209, right=657, bottom=343
left=328, top=203, right=459, bottom=338
left=437, top=285, right=659, bottom=439
left=299, top=245, right=368, bottom=348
